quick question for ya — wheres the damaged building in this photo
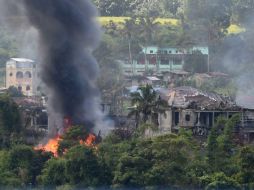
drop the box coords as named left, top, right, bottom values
left=157, top=86, right=254, bottom=143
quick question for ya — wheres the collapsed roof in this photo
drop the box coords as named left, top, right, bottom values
left=158, top=86, right=240, bottom=111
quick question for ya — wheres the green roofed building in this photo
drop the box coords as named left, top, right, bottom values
left=120, top=46, right=209, bottom=76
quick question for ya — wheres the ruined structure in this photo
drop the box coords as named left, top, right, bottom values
left=157, top=86, right=254, bottom=143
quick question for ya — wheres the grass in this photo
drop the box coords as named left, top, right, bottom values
left=98, top=17, right=179, bottom=26
left=227, top=24, right=245, bottom=34
left=97, top=17, right=244, bottom=34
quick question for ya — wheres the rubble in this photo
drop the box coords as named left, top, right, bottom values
left=158, top=86, right=239, bottom=110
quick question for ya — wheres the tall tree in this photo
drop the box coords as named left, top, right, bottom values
left=184, top=0, right=233, bottom=43
left=237, top=146, right=254, bottom=184
left=0, top=94, right=22, bottom=148
left=128, top=85, right=168, bottom=127
left=92, top=0, right=135, bottom=16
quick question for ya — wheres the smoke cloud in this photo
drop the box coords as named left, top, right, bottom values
left=1, top=0, right=107, bottom=131
left=183, top=0, right=254, bottom=109
left=222, top=14, right=254, bottom=109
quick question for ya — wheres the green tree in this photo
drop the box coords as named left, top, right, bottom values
left=113, top=153, right=150, bottom=187
left=200, top=172, right=241, bottom=190
left=184, top=0, right=232, bottom=43
left=237, top=146, right=254, bottom=184
left=0, top=150, right=22, bottom=187
left=207, top=115, right=240, bottom=173
left=7, top=86, right=24, bottom=97
left=0, top=94, right=23, bottom=148
left=92, top=0, right=135, bottom=16
left=57, top=125, right=89, bottom=155
left=137, top=16, right=159, bottom=45
left=38, top=158, right=68, bottom=187
left=128, top=85, right=168, bottom=127
left=65, top=145, right=104, bottom=187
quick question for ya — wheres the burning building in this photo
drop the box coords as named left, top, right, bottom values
left=0, top=0, right=111, bottom=153
left=156, top=86, right=254, bottom=143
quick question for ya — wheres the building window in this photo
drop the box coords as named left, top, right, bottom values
left=185, top=114, right=191, bottom=121
left=173, top=59, right=182, bottom=65
left=24, top=71, right=32, bottom=78
left=16, top=71, right=23, bottom=79
left=18, top=86, right=22, bottom=91
left=138, top=57, right=145, bottom=65
left=149, top=56, right=156, bottom=64
left=168, top=50, right=172, bottom=54
left=26, top=85, right=31, bottom=91
left=9, top=72, right=13, bottom=77
left=150, top=50, right=153, bottom=53
left=160, top=58, right=169, bottom=65
left=174, top=112, right=179, bottom=126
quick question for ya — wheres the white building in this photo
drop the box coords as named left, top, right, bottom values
left=6, top=58, right=40, bottom=96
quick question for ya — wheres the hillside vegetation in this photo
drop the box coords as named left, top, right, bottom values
left=98, top=17, right=244, bottom=34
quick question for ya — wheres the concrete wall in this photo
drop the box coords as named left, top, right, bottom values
left=179, top=110, right=197, bottom=128
left=158, top=110, right=172, bottom=133
left=6, top=59, right=39, bottom=96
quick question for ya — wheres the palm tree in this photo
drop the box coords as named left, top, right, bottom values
left=137, top=17, right=159, bottom=72
left=138, top=16, right=159, bottom=44
left=128, top=85, right=168, bottom=128
left=121, top=17, right=138, bottom=74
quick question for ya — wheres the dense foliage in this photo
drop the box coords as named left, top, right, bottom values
left=0, top=119, right=253, bottom=189
left=0, top=97, right=252, bottom=189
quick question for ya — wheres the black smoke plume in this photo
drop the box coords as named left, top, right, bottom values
left=22, top=0, right=102, bottom=128
left=1, top=0, right=103, bottom=131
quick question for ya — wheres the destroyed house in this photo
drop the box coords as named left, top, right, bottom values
left=157, top=86, right=254, bottom=142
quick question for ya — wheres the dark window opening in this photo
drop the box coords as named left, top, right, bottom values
left=24, top=71, right=32, bottom=78
left=174, top=112, right=179, bottom=126
left=16, top=71, right=23, bottom=79
left=18, top=86, right=22, bottom=91
left=9, top=73, right=13, bottom=77
left=26, top=85, right=31, bottom=91
left=138, top=57, right=145, bottom=64
left=160, top=58, right=169, bottom=65
left=149, top=57, right=156, bottom=64
left=150, top=50, right=153, bottom=53
left=173, top=59, right=182, bottom=65
left=185, top=114, right=191, bottom=121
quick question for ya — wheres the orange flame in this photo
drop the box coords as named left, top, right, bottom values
left=35, top=135, right=61, bottom=157
left=80, top=134, right=96, bottom=146
left=35, top=133, right=96, bottom=157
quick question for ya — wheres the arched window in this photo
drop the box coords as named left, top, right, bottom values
left=26, top=85, right=31, bottom=91
left=24, top=71, right=32, bottom=78
left=9, top=72, right=13, bottom=77
left=16, top=71, right=23, bottom=79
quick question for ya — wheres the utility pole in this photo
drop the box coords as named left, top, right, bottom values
left=207, top=48, right=210, bottom=73
left=128, top=38, right=133, bottom=76
left=207, top=46, right=210, bottom=73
